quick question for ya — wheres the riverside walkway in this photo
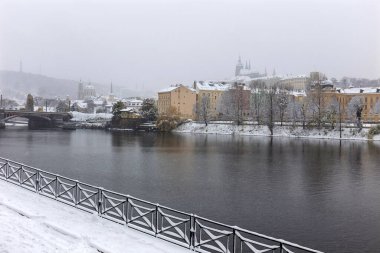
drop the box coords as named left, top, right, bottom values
left=0, top=179, right=188, bottom=253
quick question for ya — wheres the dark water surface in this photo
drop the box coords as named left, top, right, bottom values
left=1, top=128, right=379, bottom=252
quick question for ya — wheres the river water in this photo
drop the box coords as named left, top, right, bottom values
left=0, top=127, right=379, bottom=252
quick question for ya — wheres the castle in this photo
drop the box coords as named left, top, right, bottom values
left=235, top=56, right=266, bottom=79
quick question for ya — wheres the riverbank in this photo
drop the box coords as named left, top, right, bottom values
left=174, top=122, right=380, bottom=141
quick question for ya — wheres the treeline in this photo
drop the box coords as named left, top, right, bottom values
left=197, top=81, right=380, bottom=135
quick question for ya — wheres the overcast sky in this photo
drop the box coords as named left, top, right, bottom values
left=0, top=0, right=379, bottom=91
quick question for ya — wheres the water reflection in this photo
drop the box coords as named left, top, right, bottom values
left=0, top=129, right=379, bottom=252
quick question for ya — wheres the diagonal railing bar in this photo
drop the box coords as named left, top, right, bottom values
left=194, top=220, right=232, bottom=253
left=19, top=168, right=37, bottom=190
left=101, top=191, right=127, bottom=223
left=235, top=231, right=279, bottom=253
left=0, top=157, right=323, bottom=253
left=38, top=174, right=57, bottom=197
left=157, top=208, right=190, bottom=243
left=20, top=169, right=36, bottom=185
left=6, top=164, right=21, bottom=181
left=77, top=186, right=98, bottom=209
left=128, top=199, right=155, bottom=229
left=56, top=179, right=76, bottom=204
left=0, top=162, right=6, bottom=178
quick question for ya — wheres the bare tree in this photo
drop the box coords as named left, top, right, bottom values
left=276, top=89, right=289, bottom=126
left=249, top=79, right=267, bottom=125
left=262, top=85, right=277, bottom=135
left=307, top=84, right=328, bottom=128
left=347, top=96, right=365, bottom=130
left=217, top=83, right=250, bottom=125
left=325, top=97, right=339, bottom=129
left=196, top=95, right=211, bottom=126
left=370, top=100, right=380, bottom=119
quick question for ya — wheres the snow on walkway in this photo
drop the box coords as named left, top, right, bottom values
left=0, top=180, right=189, bottom=253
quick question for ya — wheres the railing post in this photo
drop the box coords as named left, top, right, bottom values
left=155, top=204, right=159, bottom=237
left=190, top=214, right=195, bottom=250
left=280, top=242, right=283, bottom=253
left=35, top=170, right=40, bottom=193
left=19, top=165, right=22, bottom=185
left=97, top=188, right=103, bottom=216
left=232, top=227, right=236, bottom=253
left=55, top=176, right=59, bottom=198
left=126, top=195, right=129, bottom=225
left=75, top=181, right=79, bottom=205
left=5, top=162, right=8, bottom=180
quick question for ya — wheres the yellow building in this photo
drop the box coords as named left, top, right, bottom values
left=193, top=81, right=229, bottom=120
left=332, top=87, right=380, bottom=122
left=157, top=84, right=197, bottom=119
left=278, top=75, right=309, bottom=91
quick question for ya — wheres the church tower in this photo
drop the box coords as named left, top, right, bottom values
left=78, top=80, right=84, bottom=100
left=235, top=56, right=243, bottom=76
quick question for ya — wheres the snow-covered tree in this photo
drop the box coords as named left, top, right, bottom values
left=112, top=101, right=125, bottom=120
left=26, top=94, right=34, bottom=112
left=141, top=98, right=158, bottom=121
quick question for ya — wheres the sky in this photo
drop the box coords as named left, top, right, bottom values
left=0, top=0, right=379, bottom=91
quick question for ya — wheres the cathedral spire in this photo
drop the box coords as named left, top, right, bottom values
left=248, top=60, right=251, bottom=70
left=272, top=68, right=276, bottom=76
left=245, top=61, right=248, bottom=69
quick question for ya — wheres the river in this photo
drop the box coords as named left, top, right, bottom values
left=0, top=127, right=379, bottom=252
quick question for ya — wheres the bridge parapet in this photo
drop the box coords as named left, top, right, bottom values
left=2, top=110, right=72, bottom=129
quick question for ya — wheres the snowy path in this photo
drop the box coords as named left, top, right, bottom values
left=0, top=180, right=189, bottom=253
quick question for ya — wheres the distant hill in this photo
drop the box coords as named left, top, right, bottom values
left=0, top=70, right=155, bottom=100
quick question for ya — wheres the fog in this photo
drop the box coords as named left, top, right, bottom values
left=0, top=0, right=379, bottom=91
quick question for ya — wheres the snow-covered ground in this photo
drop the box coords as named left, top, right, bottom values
left=0, top=180, right=188, bottom=253
left=174, top=122, right=380, bottom=141
left=70, top=112, right=113, bottom=122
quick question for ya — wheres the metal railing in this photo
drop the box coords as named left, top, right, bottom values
left=0, top=157, right=323, bottom=253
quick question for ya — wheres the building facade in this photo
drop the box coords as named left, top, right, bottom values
left=193, top=81, right=228, bottom=120
left=157, top=85, right=197, bottom=119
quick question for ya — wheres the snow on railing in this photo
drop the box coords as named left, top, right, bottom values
left=0, top=157, right=323, bottom=253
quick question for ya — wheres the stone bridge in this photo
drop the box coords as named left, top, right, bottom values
left=0, top=110, right=72, bottom=129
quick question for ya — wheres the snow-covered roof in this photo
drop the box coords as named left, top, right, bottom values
left=280, top=74, right=308, bottom=80
left=158, top=85, right=196, bottom=93
left=120, top=108, right=137, bottom=112
left=126, top=99, right=143, bottom=103
left=194, top=81, right=230, bottom=91
left=93, top=100, right=104, bottom=105
left=158, top=86, right=178, bottom=93
left=336, top=87, right=380, bottom=94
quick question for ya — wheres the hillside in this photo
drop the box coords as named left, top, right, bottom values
left=0, top=70, right=155, bottom=100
